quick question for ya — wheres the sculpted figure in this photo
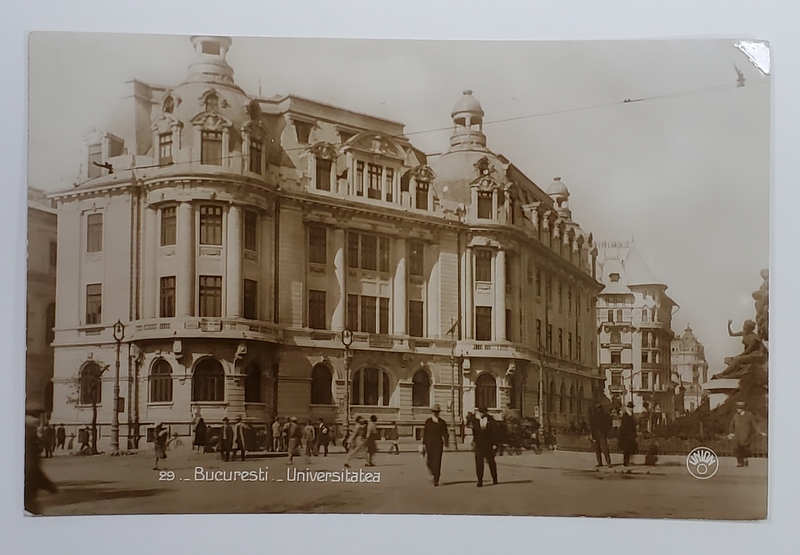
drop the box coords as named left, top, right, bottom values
left=716, top=319, right=767, bottom=379
left=752, top=269, right=769, bottom=341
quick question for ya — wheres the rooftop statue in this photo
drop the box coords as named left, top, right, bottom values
left=753, top=269, right=768, bottom=342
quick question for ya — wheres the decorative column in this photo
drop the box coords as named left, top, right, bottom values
left=176, top=202, right=194, bottom=317
left=393, top=238, right=407, bottom=335
left=427, top=243, right=440, bottom=338
left=464, top=247, right=473, bottom=339
left=225, top=204, right=242, bottom=318
left=142, top=205, right=158, bottom=319
left=331, top=228, right=346, bottom=331
left=495, top=249, right=507, bottom=341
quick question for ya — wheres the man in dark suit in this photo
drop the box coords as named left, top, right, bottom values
left=472, top=406, right=499, bottom=487
left=219, top=417, right=233, bottom=462
left=588, top=402, right=613, bottom=467
left=422, top=404, right=449, bottom=486
left=619, top=402, right=639, bottom=466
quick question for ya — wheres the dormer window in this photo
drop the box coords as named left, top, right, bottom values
left=295, top=121, right=312, bottom=144
left=158, top=132, right=174, bottom=165
left=316, top=158, right=332, bottom=191
left=163, top=96, right=175, bottom=114
left=204, top=93, right=219, bottom=113
left=477, top=191, right=493, bottom=219
left=249, top=138, right=262, bottom=174
left=416, top=182, right=429, bottom=211
left=367, top=163, right=382, bottom=199
left=87, top=143, right=103, bottom=179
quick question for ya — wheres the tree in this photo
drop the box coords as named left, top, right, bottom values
left=68, top=361, right=108, bottom=455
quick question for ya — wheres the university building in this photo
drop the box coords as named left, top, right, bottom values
left=47, top=36, right=603, bottom=446
left=670, top=325, right=709, bottom=414
left=596, top=242, right=676, bottom=421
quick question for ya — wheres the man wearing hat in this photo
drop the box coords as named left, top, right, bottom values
left=728, top=401, right=763, bottom=467
left=422, top=404, right=449, bottom=486
left=588, top=402, right=613, bottom=467
left=232, top=416, right=247, bottom=462
left=219, top=417, right=234, bottom=462
left=619, top=402, right=639, bottom=467
left=472, top=406, right=499, bottom=487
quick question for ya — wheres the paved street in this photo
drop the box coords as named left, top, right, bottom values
left=34, top=443, right=766, bottom=520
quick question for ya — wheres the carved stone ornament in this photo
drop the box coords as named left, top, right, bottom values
left=474, top=156, right=493, bottom=177
left=310, top=141, right=340, bottom=161
left=152, top=113, right=183, bottom=134
left=411, top=164, right=436, bottom=184
left=191, top=111, right=233, bottom=132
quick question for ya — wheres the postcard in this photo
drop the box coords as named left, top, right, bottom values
left=25, top=32, right=769, bottom=519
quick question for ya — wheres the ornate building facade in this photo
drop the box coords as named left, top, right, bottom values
left=596, top=242, right=676, bottom=421
left=671, top=325, right=709, bottom=414
left=27, top=187, right=57, bottom=419
left=48, top=36, right=602, bottom=447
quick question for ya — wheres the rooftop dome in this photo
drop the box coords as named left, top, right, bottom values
left=451, top=89, right=484, bottom=119
left=546, top=176, right=569, bottom=197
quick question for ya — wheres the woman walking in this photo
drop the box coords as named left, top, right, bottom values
left=344, top=417, right=368, bottom=468
left=193, top=417, right=207, bottom=453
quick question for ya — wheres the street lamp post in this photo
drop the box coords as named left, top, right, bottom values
left=111, top=319, right=125, bottom=454
left=341, top=329, right=353, bottom=430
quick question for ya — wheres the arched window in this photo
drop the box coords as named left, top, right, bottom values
left=193, top=358, right=224, bottom=402
left=310, top=364, right=333, bottom=405
left=475, top=373, right=497, bottom=409
left=150, top=359, right=173, bottom=403
left=163, top=95, right=175, bottom=114
left=569, top=385, right=576, bottom=414
left=548, top=380, right=556, bottom=413
left=204, top=93, right=219, bottom=113
left=352, top=368, right=391, bottom=406
left=412, top=370, right=431, bottom=407
left=79, top=362, right=102, bottom=405
left=244, top=363, right=262, bottom=403
left=559, top=382, right=567, bottom=412
left=45, top=303, right=56, bottom=346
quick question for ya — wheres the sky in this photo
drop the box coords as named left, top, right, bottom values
left=27, top=32, right=770, bottom=375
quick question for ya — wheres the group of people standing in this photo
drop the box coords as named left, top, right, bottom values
left=588, top=401, right=643, bottom=468
left=36, top=424, right=68, bottom=458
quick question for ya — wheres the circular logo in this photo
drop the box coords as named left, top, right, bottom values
left=686, top=447, right=719, bottom=480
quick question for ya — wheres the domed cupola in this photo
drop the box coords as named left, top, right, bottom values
left=449, top=89, right=487, bottom=150
left=547, top=176, right=572, bottom=219
left=185, top=36, right=238, bottom=89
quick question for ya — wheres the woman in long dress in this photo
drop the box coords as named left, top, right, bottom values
left=344, top=417, right=368, bottom=468
left=193, top=417, right=207, bottom=453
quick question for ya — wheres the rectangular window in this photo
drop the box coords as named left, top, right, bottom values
left=547, top=324, right=553, bottom=353
left=316, top=158, right=332, bottom=191
left=86, top=283, right=102, bottom=325
left=475, top=250, right=492, bottom=282
left=159, top=133, right=173, bottom=165
left=416, top=182, right=429, bottom=210
left=347, top=233, right=359, bottom=268
left=244, top=211, right=258, bottom=251
left=607, top=309, right=614, bottom=323
left=49, top=241, right=57, bottom=270
left=568, top=332, right=573, bottom=359
left=409, top=300, right=424, bottom=337
left=379, top=297, right=390, bottom=334
left=558, top=282, right=563, bottom=313
left=347, top=294, right=359, bottom=331
left=536, top=319, right=542, bottom=348
left=308, top=226, right=327, bottom=264
left=475, top=307, right=492, bottom=341
left=199, top=206, right=223, bottom=245
left=611, top=371, right=622, bottom=386
left=87, top=143, right=103, bottom=179
left=558, top=328, right=563, bottom=357
left=505, top=309, right=512, bottom=342
left=642, top=351, right=650, bottom=364
left=361, top=234, right=377, bottom=271
left=249, top=139, right=262, bottom=174
left=546, top=275, right=553, bottom=306
left=641, top=372, right=650, bottom=389
left=568, top=287, right=572, bottom=314
left=355, top=161, right=364, bottom=196
left=86, top=213, right=103, bottom=253
left=361, top=296, right=377, bottom=333
left=577, top=335, right=582, bottom=362
left=477, top=191, right=492, bottom=219
left=159, top=277, right=175, bottom=318
left=201, top=130, right=223, bottom=165
left=161, top=207, right=176, bottom=246
left=294, top=121, right=312, bottom=144
left=367, top=163, right=382, bottom=199
left=536, top=269, right=541, bottom=297
left=379, top=237, right=390, bottom=273
left=527, top=259, right=534, bottom=284
left=385, top=168, right=394, bottom=202
left=409, top=241, right=424, bottom=277
left=308, top=290, right=326, bottom=330
left=611, top=351, right=621, bottom=365
left=243, top=279, right=258, bottom=320
left=199, top=276, right=222, bottom=317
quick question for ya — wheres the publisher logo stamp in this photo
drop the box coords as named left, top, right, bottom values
left=686, top=447, right=719, bottom=480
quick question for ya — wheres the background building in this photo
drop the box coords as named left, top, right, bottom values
left=596, top=242, right=675, bottom=422
left=27, top=187, right=58, bottom=419
left=46, top=36, right=602, bottom=449
left=671, top=324, right=709, bottom=414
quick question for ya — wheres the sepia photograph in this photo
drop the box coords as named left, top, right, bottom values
left=24, top=31, right=769, bottom=520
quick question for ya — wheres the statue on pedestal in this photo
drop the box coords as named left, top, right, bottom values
left=715, top=319, right=767, bottom=380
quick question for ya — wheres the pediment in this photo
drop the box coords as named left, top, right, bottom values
left=152, top=113, right=183, bottom=133
left=345, top=132, right=405, bottom=159
left=191, top=111, right=233, bottom=131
